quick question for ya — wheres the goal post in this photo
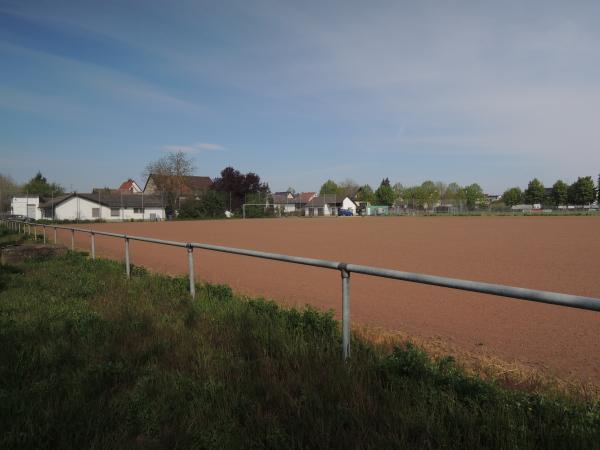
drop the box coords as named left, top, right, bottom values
left=242, top=203, right=278, bottom=219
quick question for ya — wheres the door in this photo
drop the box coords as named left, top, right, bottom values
left=27, top=204, right=36, bottom=219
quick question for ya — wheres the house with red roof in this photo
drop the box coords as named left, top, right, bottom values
left=118, top=179, right=142, bottom=193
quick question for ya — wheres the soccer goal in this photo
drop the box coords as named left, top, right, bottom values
left=242, top=203, right=279, bottom=219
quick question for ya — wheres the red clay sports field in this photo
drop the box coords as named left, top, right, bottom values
left=64, top=216, right=600, bottom=382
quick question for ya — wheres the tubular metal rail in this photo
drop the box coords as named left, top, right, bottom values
left=2, top=218, right=600, bottom=360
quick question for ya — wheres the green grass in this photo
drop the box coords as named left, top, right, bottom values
left=0, top=228, right=599, bottom=449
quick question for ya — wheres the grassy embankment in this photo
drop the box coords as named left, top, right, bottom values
left=0, top=225, right=599, bottom=449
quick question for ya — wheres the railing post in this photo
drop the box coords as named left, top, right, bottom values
left=54, top=227, right=57, bottom=244
left=71, top=229, right=75, bottom=251
left=91, top=232, right=96, bottom=260
left=34, top=224, right=37, bottom=241
left=42, top=225, right=46, bottom=244
left=124, top=236, right=130, bottom=279
left=340, top=265, right=351, bottom=360
left=187, top=244, right=196, bottom=298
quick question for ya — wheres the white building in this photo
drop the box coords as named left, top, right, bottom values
left=270, top=192, right=296, bottom=213
left=304, top=196, right=357, bottom=216
left=15, top=193, right=166, bottom=221
left=269, top=191, right=318, bottom=214
left=11, top=196, right=43, bottom=220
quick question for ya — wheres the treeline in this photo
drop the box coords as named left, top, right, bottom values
left=320, top=175, right=600, bottom=210
left=318, top=178, right=486, bottom=210
left=502, top=176, right=598, bottom=208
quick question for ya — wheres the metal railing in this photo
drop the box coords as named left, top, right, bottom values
left=2, top=218, right=600, bottom=360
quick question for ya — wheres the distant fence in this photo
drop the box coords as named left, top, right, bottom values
left=390, top=207, right=600, bottom=216
left=2, top=218, right=600, bottom=360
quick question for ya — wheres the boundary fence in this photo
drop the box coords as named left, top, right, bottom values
left=2, top=218, right=600, bottom=360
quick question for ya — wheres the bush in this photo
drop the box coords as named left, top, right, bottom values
left=178, top=190, right=227, bottom=219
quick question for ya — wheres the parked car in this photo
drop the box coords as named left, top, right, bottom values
left=339, top=209, right=353, bottom=216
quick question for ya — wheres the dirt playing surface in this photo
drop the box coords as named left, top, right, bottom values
left=63, top=216, right=600, bottom=382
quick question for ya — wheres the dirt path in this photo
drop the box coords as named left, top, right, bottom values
left=63, top=216, right=600, bottom=382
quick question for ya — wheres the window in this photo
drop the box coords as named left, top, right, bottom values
left=111, top=208, right=120, bottom=217
left=134, top=208, right=144, bottom=214
left=92, top=208, right=100, bottom=218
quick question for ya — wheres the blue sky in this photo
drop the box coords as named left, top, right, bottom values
left=1, top=0, right=599, bottom=194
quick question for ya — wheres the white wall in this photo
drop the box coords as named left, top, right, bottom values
left=53, top=197, right=165, bottom=221
left=11, top=197, right=42, bottom=219
left=121, top=206, right=164, bottom=221
left=304, top=204, right=333, bottom=216
left=54, top=197, right=111, bottom=221
left=341, top=197, right=356, bottom=213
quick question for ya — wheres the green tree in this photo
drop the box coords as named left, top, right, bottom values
left=523, top=178, right=545, bottom=205
left=401, top=186, right=419, bottom=208
left=212, top=166, right=270, bottom=211
left=319, top=179, right=339, bottom=196
left=435, top=182, right=448, bottom=203
left=375, top=178, right=396, bottom=205
left=550, top=180, right=568, bottom=207
left=502, top=187, right=523, bottom=207
left=178, top=190, right=227, bottom=219
left=22, top=171, right=64, bottom=197
left=356, top=184, right=375, bottom=203
left=463, top=183, right=485, bottom=210
left=392, top=183, right=404, bottom=201
left=445, top=182, right=463, bottom=204
left=420, top=181, right=440, bottom=210
left=568, top=176, right=597, bottom=206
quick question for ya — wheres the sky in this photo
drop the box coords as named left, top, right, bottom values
left=1, top=0, right=599, bottom=194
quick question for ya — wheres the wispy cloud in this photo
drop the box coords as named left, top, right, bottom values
left=0, top=41, right=206, bottom=116
left=161, top=142, right=226, bottom=154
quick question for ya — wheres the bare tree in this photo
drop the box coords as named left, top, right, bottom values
left=337, top=178, right=359, bottom=198
left=143, top=151, right=195, bottom=213
left=393, top=182, right=404, bottom=201
left=0, top=173, right=20, bottom=213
